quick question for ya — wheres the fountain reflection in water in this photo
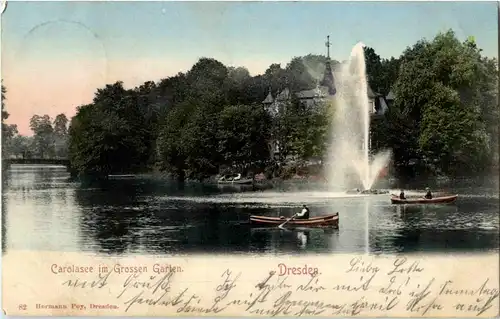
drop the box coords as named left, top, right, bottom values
left=364, top=198, right=370, bottom=254
left=326, top=42, right=391, bottom=191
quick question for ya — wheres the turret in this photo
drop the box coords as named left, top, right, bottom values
left=320, top=35, right=336, bottom=95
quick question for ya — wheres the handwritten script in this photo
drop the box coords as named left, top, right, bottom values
left=49, top=255, right=500, bottom=317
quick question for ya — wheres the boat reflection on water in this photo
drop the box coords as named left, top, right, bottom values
left=249, top=227, right=340, bottom=253
left=297, top=231, right=307, bottom=249
left=394, top=203, right=458, bottom=218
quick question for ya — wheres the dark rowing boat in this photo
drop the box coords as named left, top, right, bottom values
left=390, top=194, right=458, bottom=205
left=249, top=213, right=339, bottom=229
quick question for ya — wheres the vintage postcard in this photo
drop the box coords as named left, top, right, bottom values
left=1, top=0, right=499, bottom=317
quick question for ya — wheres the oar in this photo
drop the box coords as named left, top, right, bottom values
left=278, top=214, right=297, bottom=230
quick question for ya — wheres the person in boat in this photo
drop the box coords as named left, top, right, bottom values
left=424, top=187, right=433, bottom=199
left=295, top=204, right=310, bottom=220
left=399, top=189, right=406, bottom=199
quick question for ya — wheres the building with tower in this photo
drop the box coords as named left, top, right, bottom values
left=263, top=36, right=391, bottom=158
left=263, top=36, right=390, bottom=117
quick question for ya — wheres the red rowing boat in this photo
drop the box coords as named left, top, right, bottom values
left=390, top=194, right=458, bottom=204
left=249, top=213, right=339, bottom=229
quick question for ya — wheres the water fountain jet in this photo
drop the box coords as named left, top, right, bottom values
left=326, top=42, right=391, bottom=192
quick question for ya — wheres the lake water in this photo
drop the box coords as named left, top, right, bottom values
left=2, top=164, right=499, bottom=255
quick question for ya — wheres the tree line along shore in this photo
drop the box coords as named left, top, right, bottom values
left=2, top=30, right=498, bottom=183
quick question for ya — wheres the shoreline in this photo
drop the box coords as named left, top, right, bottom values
left=100, top=171, right=497, bottom=189
left=11, top=161, right=492, bottom=189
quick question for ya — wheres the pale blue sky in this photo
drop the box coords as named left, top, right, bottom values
left=1, top=1, right=498, bottom=134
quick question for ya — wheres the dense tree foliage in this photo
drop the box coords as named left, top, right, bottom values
left=30, top=114, right=55, bottom=158
left=1, top=83, right=19, bottom=158
left=2, top=81, right=70, bottom=160
left=4, top=29, right=496, bottom=181
left=379, top=30, right=498, bottom=176
left=67, top=55, right=333, bottom=179
left=68, top=82, right=153, bottom=176
left=2, top=113, right=69, bottom=159
left=363, top=47, right=401, bottom=97
left=271, top=95, right=331, bottom=162
left=53, top=113, right=69, bottom=158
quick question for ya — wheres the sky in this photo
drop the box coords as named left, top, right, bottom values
left=1, top=1, right=498, bottom=135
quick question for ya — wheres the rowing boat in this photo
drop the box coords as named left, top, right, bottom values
left=346, top=189, right=389, bottom=195
left=390, top=194, right=458, bottom=204
left=249, top=213, right=339, bottom=229
left=217, top=173, right=254, bottom=185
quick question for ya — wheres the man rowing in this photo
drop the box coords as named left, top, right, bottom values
left=399, top=189, right=406, bottom=200
left=294, top=204, right=310, bottom=220
left=277, top=205, right=310, bottom=229
left=424, top=187, right=433, bottom=199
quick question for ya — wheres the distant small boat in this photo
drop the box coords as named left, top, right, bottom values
left=390, top=194, right=458, bottom=205
left=217, top=173, right=253, bottom=185
left=249, top=213, right=339, bottom=229
left=346, top=189, right=389, bottom=195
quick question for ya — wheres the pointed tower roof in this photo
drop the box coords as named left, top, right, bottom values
left=320, top=35, right=337, bottom=95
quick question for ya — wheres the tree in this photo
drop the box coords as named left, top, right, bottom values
left=265, top=63, right=288, bottom=94
left=286, top=57, right=318, bottom=92
left=270, top=94, right=330, bottom=162
left=363, top=46, right=384, bottom=94
left=54, top=113, right=68, bottom=136
left=2, top=83, right=12, bottom=157
left=473, top=55, right=498, bottom=165
left=155, top=73, right=189, bottom=109
left=2, top=124, right=19, bottom=158
left=6, top=135, right=33, bottom=159
left=217, top=104, right=272, bottom=169
left=224, top=67, right=252, bottom=105
left=363, top=46, right=400, bottom=96
left=278, top=95, right=331, bottom=161
left=1, top=83, right=7, bottom=122
left=69, top=105, right=130, bottom=176
left=53, top=113, right=69, bottom=158
left=68, top=82, right=154, bottom=177
left=419, top=82, right=488, bottom=174
left=186, top=58, right=229, bottom=107
left=238, top=74, right=268, bottom=105
left=291, top=101, right=331, bottom=161
left=379, top=57, right=401, bottom=95
left=156, top=100, right=198, bottom=181
left=30, top=114, right=55, bottom=158
left=390, top=30, right=495, bottom=176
